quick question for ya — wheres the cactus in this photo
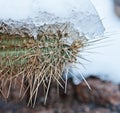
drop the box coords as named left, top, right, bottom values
left=0, top=22, right=89, bottom=106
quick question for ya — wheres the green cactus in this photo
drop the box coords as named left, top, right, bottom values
left=0, top=23, right=88, bottom=107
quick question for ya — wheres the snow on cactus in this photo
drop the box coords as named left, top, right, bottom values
left=0, top=0, right=105, bottom=106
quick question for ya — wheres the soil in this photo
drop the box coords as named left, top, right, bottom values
left=0, top=78, right=120, bottom=113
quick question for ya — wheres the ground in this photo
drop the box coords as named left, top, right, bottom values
left=0, top=77, right=120, bottom=113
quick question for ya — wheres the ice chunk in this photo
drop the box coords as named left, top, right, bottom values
left=31, top=0, right=105, bottom=38
left=0, top=0, right=105, bottom=38
left=0, top=0, right=104, bottom=38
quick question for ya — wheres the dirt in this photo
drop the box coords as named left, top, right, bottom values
left=0, top=77, right=120, bottom=113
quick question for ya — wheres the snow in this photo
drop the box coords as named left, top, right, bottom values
left=0, top=0, right=120, bottom=84
left=71, top=0, right=120, bottom=84
left=0, top=0, right=32, bottom=19
left=0, top=0, right=104, bottom=37
left=85, top=0, right=120, bottom=83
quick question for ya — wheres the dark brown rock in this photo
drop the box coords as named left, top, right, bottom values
left=75, top=77, right=120, bottom=106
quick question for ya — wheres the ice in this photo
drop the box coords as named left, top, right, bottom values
left=0, top=0, right=104, bottom=38
left=30, top=0, right=105, bottom=38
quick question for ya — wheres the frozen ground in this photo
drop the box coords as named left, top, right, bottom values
left=0, top=0, right=120, bottom=84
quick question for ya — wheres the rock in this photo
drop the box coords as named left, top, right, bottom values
left=89, top=108, right=113, bottom=113
left=0, top=77, right=120, bottom=113
left=75, top=77, right=120, bottom=106
left=114, top=0, right=120, bottom=17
